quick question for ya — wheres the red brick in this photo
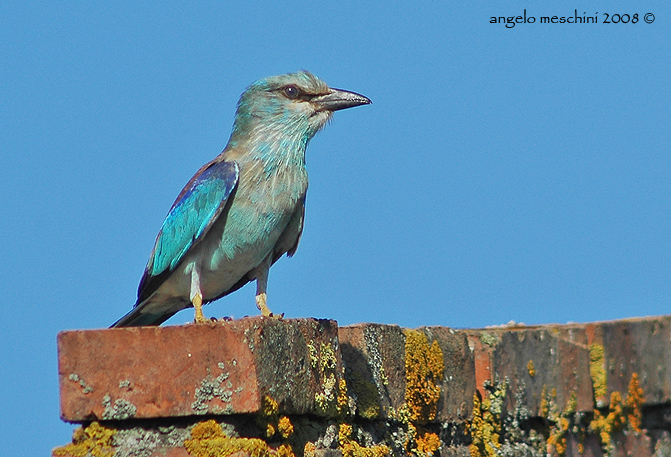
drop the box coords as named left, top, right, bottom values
left=58, top=317, right=341, bottom=422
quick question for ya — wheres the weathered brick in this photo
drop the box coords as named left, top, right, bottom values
left=339, top=323, right=406, bottom=420
left=58, top=317, right=342, bottom=422
left=421, top=327, right=475, bottom=421
left=587, top=316, right=671, bottom=407
left=466, top=325, right=593, bottom=417
left=340, top=324, right=474, bottom=422
left=54, top=314, right=671, bottom=457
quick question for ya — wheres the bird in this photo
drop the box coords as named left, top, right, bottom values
left=112, top=71, right=371, bottom=327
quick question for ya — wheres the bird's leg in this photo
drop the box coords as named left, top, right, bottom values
left=255, top=291, right=272, bottom=317
left=254, top=264, right=273, bottom=317
left=253, top=257, right=282, bottom=318
left=192, top=293, right=207, bottom=323
left=189, top=264, right=208, bottom=324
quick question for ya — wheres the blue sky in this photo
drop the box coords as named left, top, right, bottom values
left=1, top=1, right=669, bottom=454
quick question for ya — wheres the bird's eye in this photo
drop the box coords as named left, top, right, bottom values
left=283, top=85, right=301, bottom=99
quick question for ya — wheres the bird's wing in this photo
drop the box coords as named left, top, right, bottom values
left=137, top=159, right=239, bottom=303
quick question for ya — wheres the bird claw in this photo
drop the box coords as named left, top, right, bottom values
left=256, top=292, right=281, bottom=318
left=192, top=293, right=209, bottom=324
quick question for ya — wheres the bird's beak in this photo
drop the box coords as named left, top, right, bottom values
left=313, top=88, right=372, bottom=112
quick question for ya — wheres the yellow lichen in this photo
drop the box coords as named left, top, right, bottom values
left=469, top=392, right=501, bottom=457
left=415, top=430, right=441, bottom=456
left=312, top=339, right=347, bottom=418
left=527, top=360, right=535, bottom=378
left=590, top=391, right=626, bottom=455
left=278, top=416, right=294, bottom=439
left=469, top=379, right=508, bottom=457
left=338, top=378, right=349, bottom=415
left=403, top=422, right=440, bottom=456
left=308, top=341, right=318, bottom=368
left=52, top=422, right=116, bottom=457
left=315, top=373, right=337, bottom=415
left=303, top=442, right=316, bottom=457
left=319, top=342, right=338, bottom=372
left=275, top=444, right=296, bottom=457
left=590, top=371, right=645, bottom=455
left=185, top=419, right=296, bottom=457
left=626, top=373, right=644, bottom=432
left=589, top=344, right=607, bottom=401
left=338, top=423, right=390, bottom=457
left=404, top=329, right=444, bottom=424
left=546, top=391, right=578, bottom=456
left=315, top=375, right=349, bottom=417
left=540, top=385, right=549, bottom=418
left=339, top=423, right=354, bottom=444
left=258, top=395, right=281, bottom=438
left=263, top=395, right=279, bottom=417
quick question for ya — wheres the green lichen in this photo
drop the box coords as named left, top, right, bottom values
left=363, top=326, right=389, bottom=390
left=307, top=341, right=318, bottom=368
left=469, top=378, right=508, bottom=457
left=480, top=333, right=498, bottom=347
left=546, top=390, right=580, bottom=456
left=102, top=395, right=137, bottom=420
left=69, top=373, right=94, bottom=394
left=589, top=344, right=607, bottom=404
left=311, top=339, right=347, bottom=417
left=349, top=370, right=381, bottom=419
left=191, top=363, right=236, bottom=415
left=319, top=342, right=337, bottom=372
left=469, top=392, right=500, bottom=457
left=315, top=373, right=338, bottom=415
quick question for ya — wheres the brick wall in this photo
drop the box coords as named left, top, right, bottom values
left=53, top=315, right=671, bottom=456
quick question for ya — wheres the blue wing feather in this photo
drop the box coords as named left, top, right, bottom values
left=138, top=159, right=239, bottom=301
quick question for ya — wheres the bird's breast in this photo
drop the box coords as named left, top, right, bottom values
left=197, top=161, right=307, bottom=280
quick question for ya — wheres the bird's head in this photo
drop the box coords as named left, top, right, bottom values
left=230, top=71, right=371, bottom=145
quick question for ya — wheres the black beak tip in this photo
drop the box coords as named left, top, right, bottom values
left=314, top=88, right=372, bottom=112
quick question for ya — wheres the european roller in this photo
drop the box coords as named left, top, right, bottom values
left=112, top=71, right=370, bottom=327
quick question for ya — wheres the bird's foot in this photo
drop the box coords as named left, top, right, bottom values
left=192, top=293, right=209, bottom=324
left=255, top=292, right=283, bottom=318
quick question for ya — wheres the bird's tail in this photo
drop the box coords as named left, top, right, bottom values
left=110, top=299, right=182, bottom=327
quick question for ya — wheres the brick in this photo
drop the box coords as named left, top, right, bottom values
left=587, top=316, right=671, bottom=407
left=54, top=314, right=671, bottom=457
left=58, top=317, right=342, bottom=422
left=421, top=327, right=475, bottom=421
left=339, top=323, right=406, bottom=419
left=466, top=325, right=593, bottom=417
left=340, top=324, right=475, bottom=422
